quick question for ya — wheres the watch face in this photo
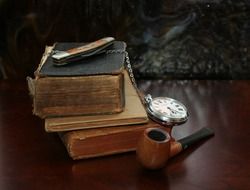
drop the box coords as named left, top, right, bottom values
left=148, top=97, right=188, bottom=124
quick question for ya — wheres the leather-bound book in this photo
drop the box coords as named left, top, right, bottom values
left=45, top=72, right=148, bottom=132
left=59, top=120, right=161, bottom=160
left=27, top=41, right=126, bottom=118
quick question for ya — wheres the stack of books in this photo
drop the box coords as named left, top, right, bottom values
left=27, top=40, right=161, bottom=159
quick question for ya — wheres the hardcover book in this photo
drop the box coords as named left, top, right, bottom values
left=27, top=41, right=126, bottom=118
left=59, top=120, right=161, bottom=160
left=45, top=71, right=148, bottom=132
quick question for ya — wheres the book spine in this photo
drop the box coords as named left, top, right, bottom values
left=33, top=74, right=124, bottom=118
left=60, top=128, right=145, bottom=159
left=58, top=123, right=165, bottom=160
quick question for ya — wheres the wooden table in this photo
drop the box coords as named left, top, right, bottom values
left=0, top=79, right=250, bottom=190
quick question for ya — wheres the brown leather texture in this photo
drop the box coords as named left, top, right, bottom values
left=0, top=79, right=250, bottom=189
left=45, top=72, right=147, bottom=132
left=31, top=74, right=124, bottom=118
left=59, top=120, right=160, bottom=160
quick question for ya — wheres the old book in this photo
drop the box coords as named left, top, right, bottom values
left=27, top=41, right=126, bottom=118
left=59, top=120, right=161, bottom=160
left=45, top=71, right=148, bottom=132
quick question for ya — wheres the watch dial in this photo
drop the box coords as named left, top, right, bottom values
left=151, top=97, right=187, bottom=119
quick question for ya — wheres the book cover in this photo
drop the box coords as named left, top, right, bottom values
left=59, top=120, right=161, bottom=160
left=45, top=71, right=148, bottom=132
left=27, top=41, right=126, bottom=118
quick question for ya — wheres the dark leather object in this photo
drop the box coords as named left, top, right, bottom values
left=39, top=41, right=126, bottom=77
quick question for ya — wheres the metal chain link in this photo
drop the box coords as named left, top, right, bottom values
left=106, top=50, right=137, bottom=89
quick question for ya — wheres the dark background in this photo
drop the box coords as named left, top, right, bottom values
left=1, top=0, right=250, bottom=79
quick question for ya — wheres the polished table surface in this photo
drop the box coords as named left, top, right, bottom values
left=0, top=79, right=250, bottom=190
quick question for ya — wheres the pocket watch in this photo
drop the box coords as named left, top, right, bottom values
left=144, top=94, right=188, bottom=127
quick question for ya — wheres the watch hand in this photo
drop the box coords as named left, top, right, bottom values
left=167, top=107, right=177, bottom=114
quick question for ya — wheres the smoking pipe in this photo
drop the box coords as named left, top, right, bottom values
left=136, top=127, right=214, bottom=170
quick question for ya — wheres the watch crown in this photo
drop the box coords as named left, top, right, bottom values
left=144, top=94, right=152, bottom=104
